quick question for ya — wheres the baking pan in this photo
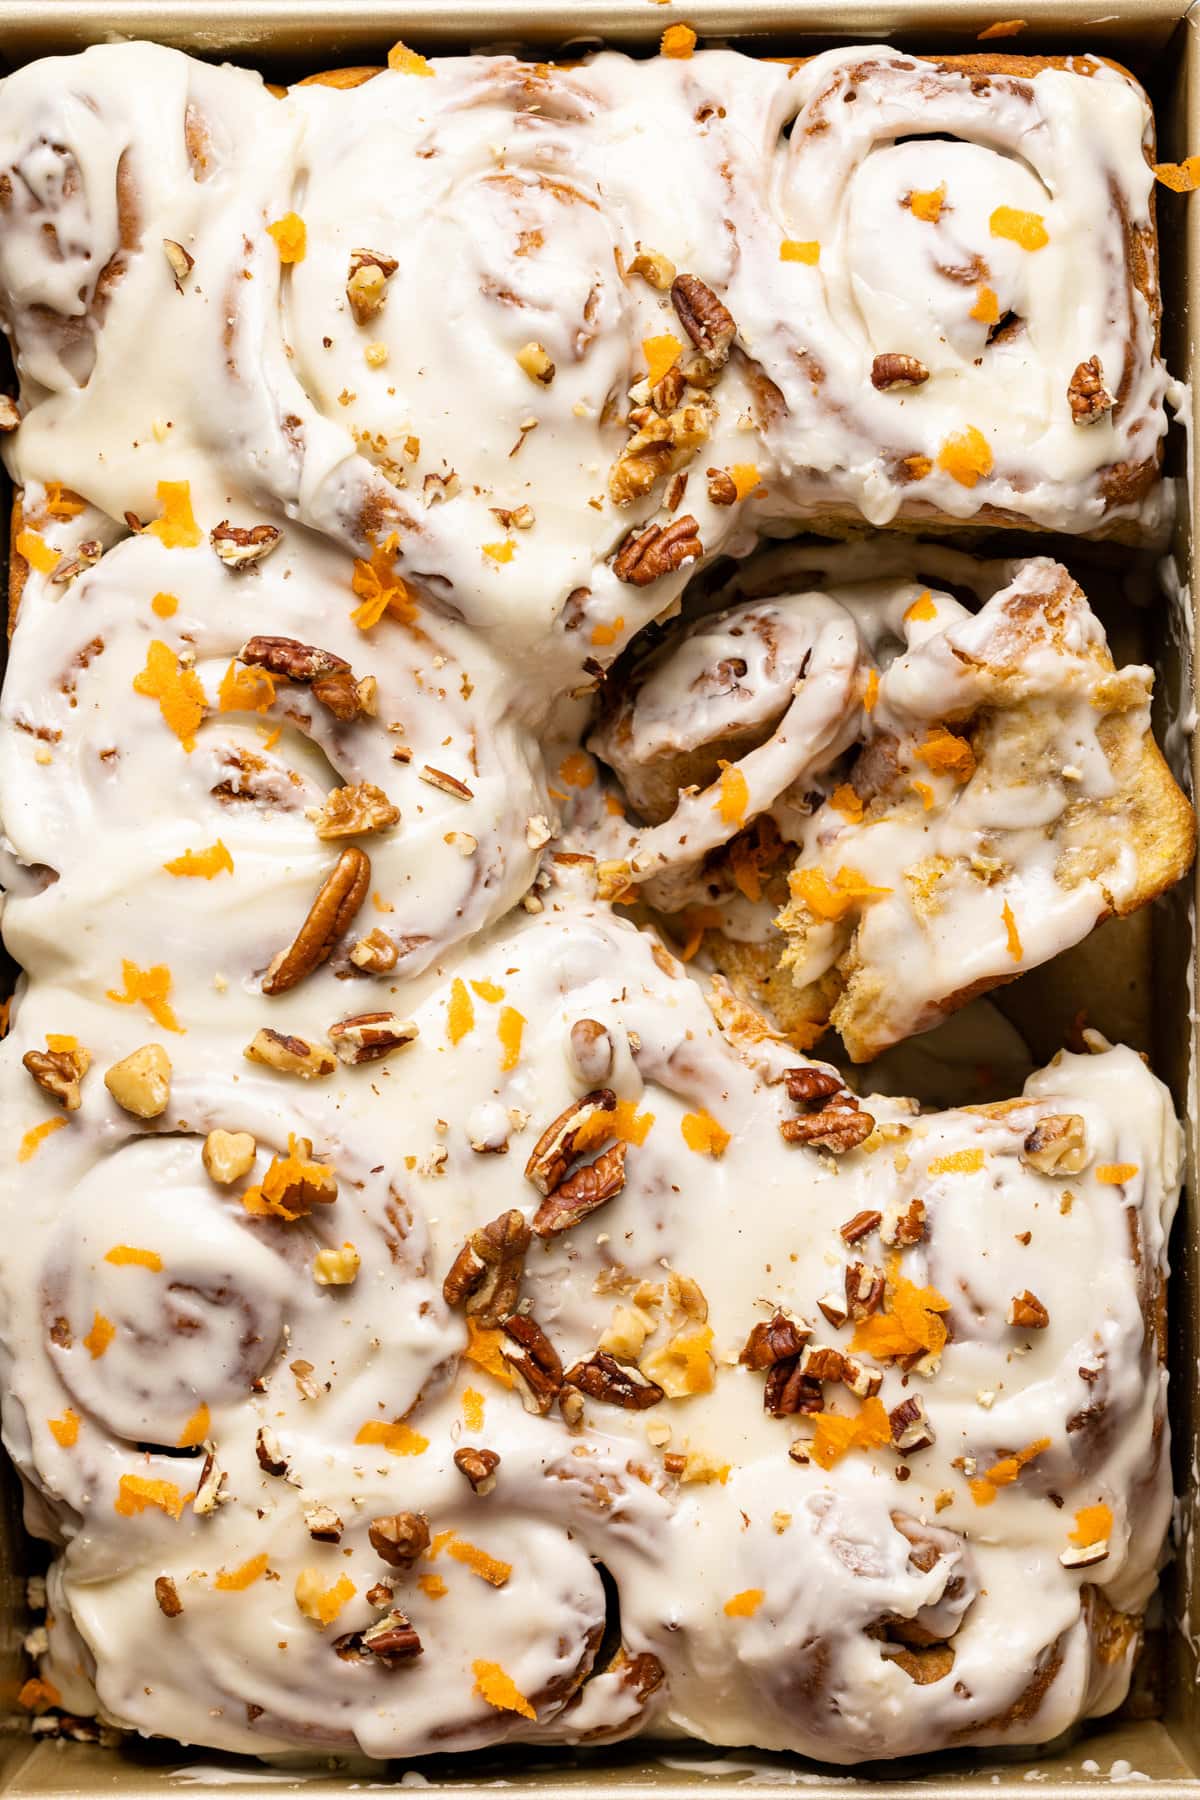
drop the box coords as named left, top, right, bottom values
left=0, top=0, right=1197, bottom=1792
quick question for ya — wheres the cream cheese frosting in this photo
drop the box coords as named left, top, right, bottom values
left=0, top=35, right=1186, bottom=1771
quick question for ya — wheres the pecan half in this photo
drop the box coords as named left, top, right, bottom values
left=263, top=847, right=371, bottom=995
left=564, top=1351, right=664, bottom=1410
left=533, top=1141, right=627, bottom=1237
left=23, top=1043, right=90, bottom=1111
left=442, top=1208, right=530, bottom=1326
left=1020, top=1113, right=1087, bottom=1176
left=238, top=635, right=366, bottom=722
left=781, top=1074, right=875, bottom=1154
left=739, top=1310, right=810, bottom=1370
left=1008, top=1289, right=1049, bottom=1330
left=210, top=520, right=282, bottom=569
left=612, top=516, right=702, bottom=587
left=871, top=353, right=930, bottom=390
left=671, top=273, right=736, bottom=368
left=706, top=467, right=738, bottom=506
left=524, top=1089, right=616, bottom=1195
left=784, top=1067, right=843, bottom=1103
left=501, top=1313, right=563, bottom=1415
left=1067, top=355, right=1114, bottom=425
left=368, top=1511, right=429, bottom=1567
left=454, top=1446, right=500, bottom=1494
left=328, top=1011, right=419, bottom=1065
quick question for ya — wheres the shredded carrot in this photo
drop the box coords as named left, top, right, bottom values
left=145, top=480, right=202, bottom=548
left=936, top=426, right=993, bottom=489
left=114, top=1474, right=186, bottom=1519
left=83, top=1310, right=115, bottom=1359
left=473, top=1659, right=536, bottom=1718
left=714, top=760, right=749, bottom=829
left=928, top=1147, right=984, bottom=1176
left=914, top=725, right=975, bottom=783
left=463, top=1318, right=516, bottom=1388
left=177, top=1403, right=210, bottom=1449
left=1095, top=1163, right=1138, bottom=1186
left=908, top=186, right=946, bottom=223
left=780, top=239, right=820, bottom=265
left=591, top=614, right=624, bottom=647
left=788, top=864, right=893, bottom=922
left=483, top=540, right=515, bottom=564
left=447, top=977, right=475, bottom=1044
left=977, top=18, right=1026, bottom=38
left=1002, top=899, right=1023, bottom=962
left=218, top=660, right=276, bottom=713
left=643, top=333, right=683, bottom=387
left=151, top=592, right=179, bottom=619
left=106, top=959, right=182, bottom=1032
left=18, top=1117, right=66, bottom=1163
left=444, top=1536, right=511, bottom=1586
left=267, top=212, right=307, bottom=263
left=828, top=783, right=864, bottom=823
left=462, top=1387, right=485, bottom=1431
left=15, top=529, right=58, bottom=574
left=970, top=285, right=1001, bottom=325
left=968, top=1436, right=1050, bottom=1506
left=48, top=1408, right=79, bottom=1448
left=215, top=1551, right=270, bottom=1591
left=910, top=779, right=934, bottom=811
left=990, top=205, right=1048, bottom=251
left=105, top=1245, right=163, bottom=1272
left=419, top=1573, right=448, bottom=1598
left=904, top=589, right=936, bottom=624
left=863, top=668, right=880, bottom=713
left=164, top=839, right=233, bottom=879
left=1153, top=156, right=1200, bottom=193
left=810, top=1396, right=892, bottom=1470
left=850, top=1258, right=950, bottom=1365
left=388, top=40, right=435, bottom=75
left=241, top=1134, right=336, bottom=1221
left=497, top=1006, right=525, bottom=1072
left=1069, top=1503, right=1113, bottom=1547
left=660, top=23, right=697, bottom=57
left=681, top=1109, right=731, bottom=1158
left=730, top=463, right=761, bottom=500
left=354, top=1419, right=429, bottom=1456
left=350, top=533, right=415, bottom=630
left=559, top=750, right=595, bottom=789
left=43, top=481, right=83, bottom=518
left=724, top=1588, right=764, bottom=1617
left=18, top=1677, right=62, bottom=1713
left=132, top=640, right=206, bottom=750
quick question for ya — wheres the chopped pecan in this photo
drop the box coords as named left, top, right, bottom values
left=23, top=1043, right=90, bottom=1111
left=845, top=1260, right=886, bottom=1320
left=1067, top=355, right=1114, bottom=426
left=50, top=539, right=102, bottom=585
left=816, top=1290, right=849, bottom=1328
left=328, top=1011, right=419, bottom=1065
left=1007, top=1289, right=1049, bottom=1330
left=308, top=782, right=400, bottom=840
left=841, top=1354, right=882, bottom=1399
left=262, top=847, right=371, bottom=995
left=839, top=1209, right=882, bottom=1244
left=612, top=515, right=702, bottom=587
left=442, top=1208, right=530, bottom=1326
left=368, top=1511, right=429, bottom=1567
left=525, top=1089, right=616, bottom=1195
left=210, top=520, right=281, bottom=569
left=335, top=1609, right=423, bottom=1664
left=244, top=1029, right=337, bottom=1079
left=0, top=394, right=20, bottom=433
left=238, top=635, right=366, bottom=722
left=883, top=1198, right=926, bottom=1247
left=501, top=1313, right=563, bottom=1414
left=799, top=1345, right=847, bottom=1383
left=568, top=1019, right=614, bottom=1085
left=889, top=1396, right=935, bottom=1454
left=347, top=248, right=398, bottom=325
left=454, top=1446, right=500, bottom=1494
left=193, top=1445, right=229, bottom=1515
left=304, top=1501, right=344, bottom=1542
left=739, top=1310, right=810, bottom=1370
left=564, top=1351, right=665, bottom=1410
left=162, top=238, right=194, bottom=288
left=616, top=1648, right=666, bottom=1701
left=609, top=405, right=710, bottom=506
left=533, top=1141, right=627, bottom=1237
left=255, top=1425, right=290, bottom=1477
left=1020, top=1113, right=1087, bottom=1176
left=764, top=1360, right=824, bottom=1417
left=1060, top=1540, right=1108, bottom=1569
left=871, top=353, right=930, bottom=390
left=706, top=467, right=738, bottom=506
left=671, top=273, right=736, bottom=368
left=419, top=764, right=474, bottom=800
left=154, top=1575, right=183, bottom=1618
left=350, top=928, right=399, bottom=974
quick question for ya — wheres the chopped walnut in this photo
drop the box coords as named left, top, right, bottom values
left=454, top=1446, right=501, bottom=1494
left=23, top=1042, right=91, bottom=1111
left=313, top=1245, right=360, bottom=1286
left=515, top=341, right=555, bottom=386
left=368, top=1511, right=430, bottom=1567
left=1020, top=1113, right=1087, bottom=1176
left=347, top=249, right=398, bottom=325
left=1067, top=355, right=1114, bottom=425
left=202, top=1128, right=257, bottom=1184
left=308, top=782, right=400, bottom=840
left=104, top=1044, right=170, bottom=1118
